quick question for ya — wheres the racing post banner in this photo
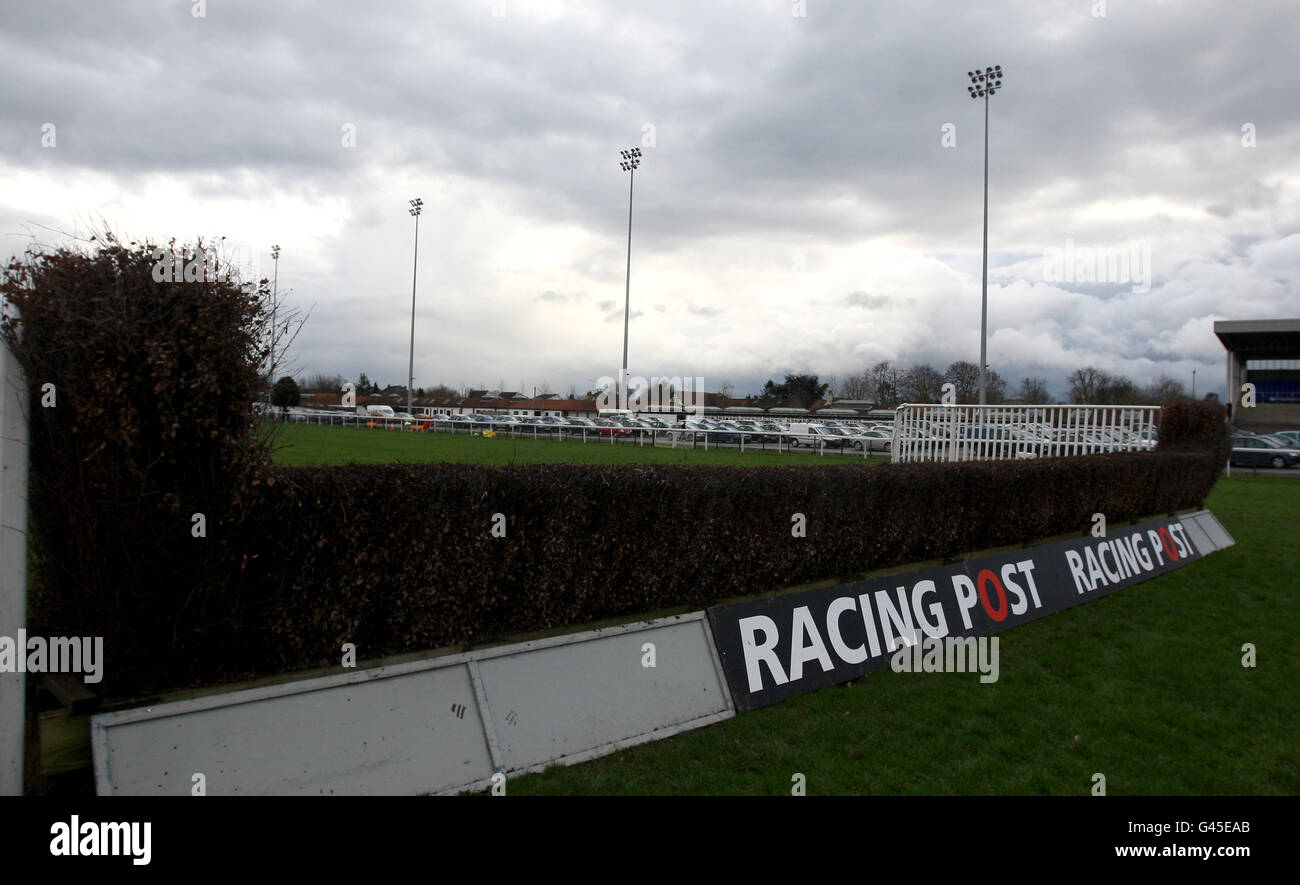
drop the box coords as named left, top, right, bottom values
left=707, top=514, right=1219, bottom=712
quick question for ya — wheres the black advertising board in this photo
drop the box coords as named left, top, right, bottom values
left=707, top=515, right=1204, bottom=712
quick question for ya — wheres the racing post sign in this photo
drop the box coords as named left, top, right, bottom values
left=707, top=514, right=1227, bottom=712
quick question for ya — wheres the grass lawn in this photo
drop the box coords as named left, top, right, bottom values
left=506, top=476, right=1297, bottom=795
left=268, top=421, right=887, bottom=467
left=268, top=423, right=1295, bottom=794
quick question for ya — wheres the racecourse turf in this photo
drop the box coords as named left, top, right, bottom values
left=270, top=421, right=1296, bottom=794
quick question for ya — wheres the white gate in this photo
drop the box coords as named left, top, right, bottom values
left=891, top=403, right=1160, bottom=463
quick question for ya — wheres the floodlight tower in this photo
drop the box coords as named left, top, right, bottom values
left=967, top=64, right=1004, bottom=406
left=618, top=147, right=642, bottom=411
left=407, top=197, right=423, bottom=417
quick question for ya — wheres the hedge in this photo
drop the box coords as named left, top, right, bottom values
left=46, top=399, right=1220, bottom=699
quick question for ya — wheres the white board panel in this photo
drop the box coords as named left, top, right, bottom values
left=476, top=616, right=731, bottom=772
left=93, top=614, right=734, bottom=795
left=95, top=661, right=493, bottom=795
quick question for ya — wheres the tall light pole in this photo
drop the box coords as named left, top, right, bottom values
left=269, top=244, right=280, bottom=406
left=618, top=148, right=642, bottom=411
left=1192, top=368, right=1197, bottom=399
left=407, top=197, right=422, bottom=417
left=968, top=64, right=1003, bottom=405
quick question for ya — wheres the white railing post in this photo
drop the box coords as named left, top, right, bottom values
left=0, top=341, right=29, bottom=795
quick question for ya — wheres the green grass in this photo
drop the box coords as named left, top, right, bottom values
left=268, top=424, right=1296, bottom=794
left=505, top=476, right=1298, bottom=795
left=268, top=421, right=886, bottom=467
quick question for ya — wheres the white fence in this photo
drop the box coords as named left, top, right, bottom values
left=267, top=411, right=887, bottom=457
left=891, top=403, right=1161, bottom=464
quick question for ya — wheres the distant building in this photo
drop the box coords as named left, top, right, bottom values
left=1214, top=318, right=1300, bottom=429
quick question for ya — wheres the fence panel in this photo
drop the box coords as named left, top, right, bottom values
left=891, top=403, right=1160, bottom=464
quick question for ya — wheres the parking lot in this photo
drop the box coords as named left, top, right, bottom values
left=272, top=409, right=894, bottom=458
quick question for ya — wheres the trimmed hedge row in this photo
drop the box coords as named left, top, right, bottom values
left=75, top=399, right=1225, bottom=698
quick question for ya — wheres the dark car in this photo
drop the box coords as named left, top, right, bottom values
left=1230, top=434, right=1300, bottom=468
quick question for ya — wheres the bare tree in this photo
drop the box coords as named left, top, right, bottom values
left=1017, top=376, right=1053, bottom=404
left=1097, top=373, right=1142, bottom=404
left=1143, top=374, right=1187, bottom=404
left=985, top=369, right=1009, bottom=404
left=944, top=361, right=981, bottom=403
left=900, top=364, right=945, bottom=403
left=837, top=369, right=873, bottom=400
left=1068, top=367, right=1109, bottom=404
left=869, top=361, right=900, bottom=406
left=302, top=373, right=346, bottom=393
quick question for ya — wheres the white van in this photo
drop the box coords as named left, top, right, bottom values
left=785, top=423, right=850, bottom=448
left=359, top=404, right=396, bottom=419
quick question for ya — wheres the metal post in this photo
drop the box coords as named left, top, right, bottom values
left=622, top=167, right=634, bottom=411
left=979, top=89, right=989, bottom=406
left=407, top=198, right=423, bottom=419
left=967, top=65, right=1002, bottom=406
left=618, top=148, right=642, bottom=412
left=269, top=245, right=279, bottom=406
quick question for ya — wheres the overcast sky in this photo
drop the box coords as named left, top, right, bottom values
left=3, top=0, right=1296, bottom=401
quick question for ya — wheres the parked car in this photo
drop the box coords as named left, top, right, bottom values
left=849, top=428, right=893, bottom=453
left=1270, top=429, right=1300, bottom=446
left=593, top=418, right=632, bottom=437
left=711, top=421, right=758, bottom=444
left=745, top=422, right=784, bottom=443
left=1230, top=434, right=1300, bottom=468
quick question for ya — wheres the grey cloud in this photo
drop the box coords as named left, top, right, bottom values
left=1, top=0, right=1296, bottom=402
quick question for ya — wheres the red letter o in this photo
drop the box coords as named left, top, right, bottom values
left=1158, top=526, right=1179, bottom=562
left=977, top=569, right=1009, bottom=622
